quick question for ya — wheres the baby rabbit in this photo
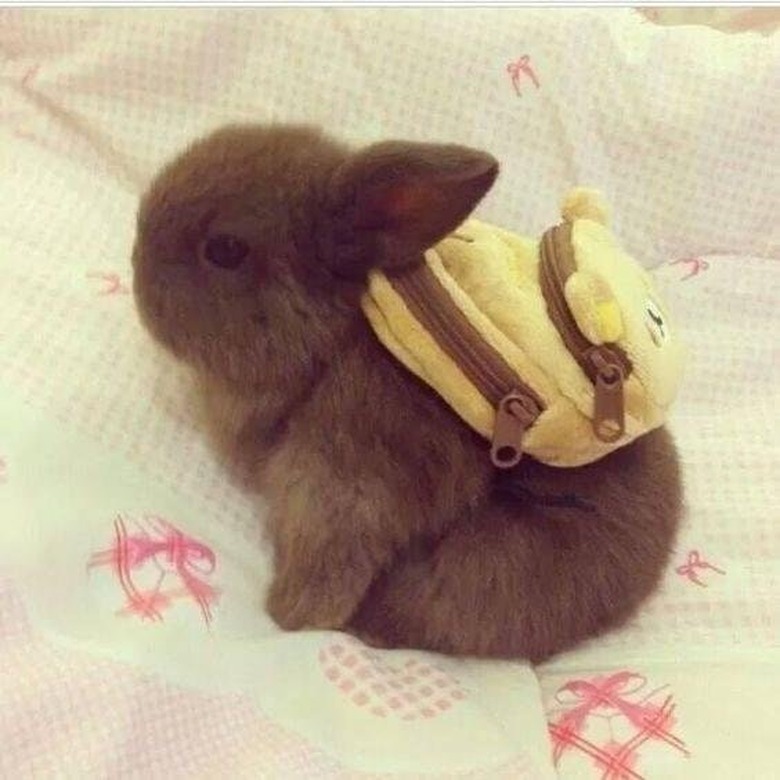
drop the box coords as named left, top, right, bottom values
left=132, top=124, right=682, bottom=662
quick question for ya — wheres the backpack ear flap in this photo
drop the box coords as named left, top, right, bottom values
left=565, top=270, right=623, bottom=344
left=331, top=141, right=499, bottom=257
left=561, top=187, right=610, bottom=226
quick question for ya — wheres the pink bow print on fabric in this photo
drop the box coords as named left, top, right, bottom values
left=506, top=55, right=540, bottom=97
left=669, top=256, right=710, bottom=281
left=675, top=549, right=725, bottom=587
left=86, top=271, right=129, bottom=295
left=88, top=515, right=220, bottom=626
left=549, top=671, right=689, bottom=779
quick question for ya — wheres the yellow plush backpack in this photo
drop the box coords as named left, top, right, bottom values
left=361, top=188, right=686, bottom=468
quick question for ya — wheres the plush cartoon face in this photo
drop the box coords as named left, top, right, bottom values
left=560, top=189, right=686, bottom=413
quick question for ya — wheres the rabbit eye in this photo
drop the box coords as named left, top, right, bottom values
left=201, top=233, right=250, bottom=269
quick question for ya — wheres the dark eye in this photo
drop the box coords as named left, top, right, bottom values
left=646, top=305, right=665, bottom=332
left=201, top=233, right=250, bottom=269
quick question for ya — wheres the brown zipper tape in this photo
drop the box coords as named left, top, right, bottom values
left=386, top=260, right=543, bottom=468
left=539, top=223, right=630, bottom=443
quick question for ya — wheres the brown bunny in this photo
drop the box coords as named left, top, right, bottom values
left=132, top=124, right=682, bottom=662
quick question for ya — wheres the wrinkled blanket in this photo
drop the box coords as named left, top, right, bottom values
left=1, top=9, right=778, bottom=778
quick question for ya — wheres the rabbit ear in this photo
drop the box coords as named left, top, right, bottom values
left=331, top=141, right=499, bottom=253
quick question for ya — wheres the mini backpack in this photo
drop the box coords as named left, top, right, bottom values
left=361, top=188, right=687, bottom=468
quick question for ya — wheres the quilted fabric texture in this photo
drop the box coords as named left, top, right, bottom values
left=1, top=8, right=778, bottom=778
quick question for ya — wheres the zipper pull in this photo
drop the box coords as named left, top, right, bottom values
left=588, top=348, right=626, bottom=443
left=491, top=392, right=542, bottom=469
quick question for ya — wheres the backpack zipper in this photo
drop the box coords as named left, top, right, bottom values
left=387, top=261, right=544, bottom=469
left=539, top=223, right=631, bottom=443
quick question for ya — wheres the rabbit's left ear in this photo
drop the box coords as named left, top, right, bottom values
left=331, top=141, right=499, bottom=253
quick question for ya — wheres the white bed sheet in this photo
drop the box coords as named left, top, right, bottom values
left=1, top=8, right=778, bottom=778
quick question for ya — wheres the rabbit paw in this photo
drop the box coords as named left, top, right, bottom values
left=266, top=570, right=361, bottom=631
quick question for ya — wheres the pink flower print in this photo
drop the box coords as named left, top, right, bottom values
left=88, top=514, right=220, bottom=626
left=675, top=549, right=725, bottom=587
